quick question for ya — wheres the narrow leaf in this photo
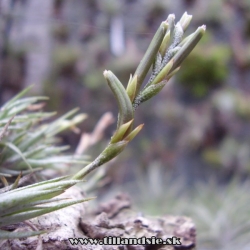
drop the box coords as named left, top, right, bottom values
left=151, top=59, right=174, bottom=85
left=104, top=70, right=133, bottom=129
left=0, top=198, right=94, bottom=227
left=126, top=75, right=138, bottom=102
left=0, top=229, right=46, bottom=239
left=133, top=21, right=168, bottom=97
left=124, top=124, right=144, bottom=142
left=111, top=119, right=134, bottom=143
left=1, top=142, right=33, bottom=171
left=171, top=25, right=206, bottom=72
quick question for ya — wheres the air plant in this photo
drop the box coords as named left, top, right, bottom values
left=0, top=12, right=205, bottom=239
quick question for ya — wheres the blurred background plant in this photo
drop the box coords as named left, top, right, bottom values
left=1, top=0, right=250, bottom=249
left=0, top=87, right=91, bottom=238
left=0, top=87, right=117, bottom=239
left=0, top=88, right=88, bottom=178
left=113, top=162, right=250, bottom=250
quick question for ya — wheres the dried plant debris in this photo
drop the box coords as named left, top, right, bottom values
left=80, top=193, right=196, bottom=250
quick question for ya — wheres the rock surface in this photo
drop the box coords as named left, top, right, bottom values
left=1, top=188, right=195, bottom=250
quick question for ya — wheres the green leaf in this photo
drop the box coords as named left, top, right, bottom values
left=126, top=75, right=138, bottom=102
left=151, top=59, right=174, bottom=85
left=7, top=175, right=70, bottom=192
left=104, top=70, right=133, bottom=129
left=0, top=189, right=65, bottom=214
left=111, top=119, right=134, bottom=143
left=0, top=86, right=33, bottom=111
left=1, top=142, right=33, bottom=171
left=171, top=25, right=206, bottom=72
left=133, top=81, right=167, bottom=108
left=159, top=31, right=171, bottom=57
left=0, top=198, right=94, bottom=227
left=179, top=12, right=192, bottom=32
left=124, top=124, right=144, bottom=142
left=0, top=229, right=46, bottom=239
left=133, top=21, right=168, bottom=97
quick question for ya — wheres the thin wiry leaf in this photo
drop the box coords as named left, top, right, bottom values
left=7, top=146, right=50, bottom=162
left=44, top=108, right=80, bottom=136
left=12, top=111, right=55, bottom=120
left=6, top=146, right=72, bottom=163
left=5, top=98, right=49, bottom=115
left=0, top=176, right=8, bottom=186
left=4, top=96, right=48, bottom=110
left=0, top=173, right=34, bottom=194
left=0, top=168, right=41, bottom=177
left=0, top=229, right=46, bottom=239
left=16, top=130, right=45, bottom=152
left=1, top=142, right=32, bottom=170
left=11, top=172, right=22, bottom=190
left=0, top=86, right=33, bottom=111
left=0, top=189, right=66, bottom=214
left=1, top=142, right=33, bottom=171
left=0, top=198, right=94, bottom=227
left=25, top=158, right=89, bottom=167
left=3, top=177, right=76, bottom=195
left=0, top=116, right=14, bottom=141
left=0, top=197, right=71, bottom=216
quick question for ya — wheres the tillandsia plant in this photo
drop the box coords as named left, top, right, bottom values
left=72, top=12, right=205, bottom=180
left=0, top=12, right=205, bottom=239
left=0, top=87, right=92, bottom=239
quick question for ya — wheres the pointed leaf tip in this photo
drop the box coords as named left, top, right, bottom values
left=151, top=59, right=174, bottom=85
left=103, top=70, right=110, bottom=78
left=179, top=12, right=192, bottom=32
left=111, top=119, right=134, bottom=143
left=126, top=75, right=138, bottom=102
left=125, top=124, right=144, bottom=142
